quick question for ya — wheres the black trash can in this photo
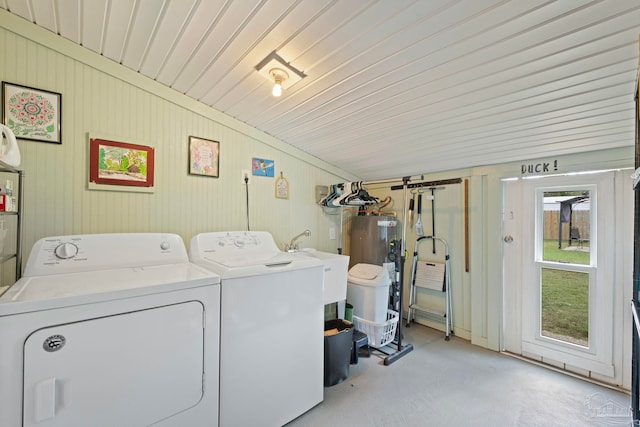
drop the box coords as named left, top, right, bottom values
left=324, top=319, right=354, bottom=387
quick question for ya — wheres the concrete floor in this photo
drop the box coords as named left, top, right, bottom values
left=288, top=323, right=631, bottom=427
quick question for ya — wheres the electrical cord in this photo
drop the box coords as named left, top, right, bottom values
left=244, top=176, right=250, bottom=231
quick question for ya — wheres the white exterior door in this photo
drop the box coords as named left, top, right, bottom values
left=503, top=170, right=631, bottom=385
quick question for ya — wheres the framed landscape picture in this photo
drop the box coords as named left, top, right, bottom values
left=89, top=138, right=154, bottom=188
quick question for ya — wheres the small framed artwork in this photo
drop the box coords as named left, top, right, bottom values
left=89, top=138, right=154, bottom=188
left=275, top=172, right=289, bottom=199
left=2, top=81, right=62, bottom=144
left=252, top=157, right=274, bottom=177
left=189, top=136, right=219, bottom=177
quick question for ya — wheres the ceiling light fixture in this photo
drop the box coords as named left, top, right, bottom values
left=270, top=68, right=288, bottom=97
left=256, top=51, right=306, bottom=97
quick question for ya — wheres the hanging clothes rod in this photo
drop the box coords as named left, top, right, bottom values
left=410, top=187, right=444, bottom=194
left=390, top=177, right=462, bottom=191
left=333, top=175, right=463, bottom=189
left=333, top=174, right=425, bottom=188
left=360, top=176, right=413, bottom=186
left=332, top=174, right=460, bottom=189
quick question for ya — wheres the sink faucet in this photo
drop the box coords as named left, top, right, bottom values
left=285, top=229, right=311, bottom=252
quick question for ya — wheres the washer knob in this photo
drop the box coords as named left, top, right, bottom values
left=160, top=241, right=170, bottom=250
left=54, top=243, right=78, bottom=259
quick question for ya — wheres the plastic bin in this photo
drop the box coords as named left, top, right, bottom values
left=346, top=263, right=391, bottom=323
left=323, top=319, right=354, bottom=387
left=353, top=309, right=399, bottom=348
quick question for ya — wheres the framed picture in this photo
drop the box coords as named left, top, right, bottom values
left=252, top=157, right=274, bottom=177
left=275, top=172, right=289, bottom=199
left=89, top=138, right=154, bottom=187
left=2, top=81, right=62, bottom=144
left=189, top=136, right=219, bottom=177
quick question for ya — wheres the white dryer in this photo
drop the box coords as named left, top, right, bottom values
left=190, top=231, right=324, bottom=427
left=0, top=233, right=221, bottom=427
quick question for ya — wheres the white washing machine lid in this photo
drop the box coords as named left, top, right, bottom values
left=0, top=262, right=219, bottom=316
left=348, top=263, right=390, bottom=287
left=194, top=254, right=321, bottom=279
left=206, top=250, right=295, bottom=268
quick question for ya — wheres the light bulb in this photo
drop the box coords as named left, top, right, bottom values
left=272, top=82, right=282, bottom=97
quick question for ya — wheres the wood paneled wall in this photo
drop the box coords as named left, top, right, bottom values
left=0, top=21, right=356, bottom=265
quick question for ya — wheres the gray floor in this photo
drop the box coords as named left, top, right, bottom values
left=288, top=323, right=632, bottom=427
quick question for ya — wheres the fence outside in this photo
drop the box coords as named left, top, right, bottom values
left=543, top=210, right=590, bottom=242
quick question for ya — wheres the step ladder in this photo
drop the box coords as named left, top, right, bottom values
left=406, top=236, right=453, bottom=340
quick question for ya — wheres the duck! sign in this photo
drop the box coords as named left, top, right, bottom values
left=521, top=160, right=558, bottom=175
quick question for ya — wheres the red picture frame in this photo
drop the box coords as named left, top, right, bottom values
left=89, top=138, right=154, bottom=187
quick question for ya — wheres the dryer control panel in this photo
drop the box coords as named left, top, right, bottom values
left=23, top=233, right=190, bottom=277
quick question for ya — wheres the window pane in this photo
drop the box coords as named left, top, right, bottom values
left=542, top=190, right=590, bottom=265
left=541, top=268, right=589, bottom=347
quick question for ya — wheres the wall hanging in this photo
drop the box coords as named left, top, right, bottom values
left=2, top=81, right=61, bottom=144
left=89, top=138, right=154, bottom=190
left=252, top=157, right=274, bottom=177
left=189, top=136, right=219, bottom=177
left=275, top=171, right=289, bottom=199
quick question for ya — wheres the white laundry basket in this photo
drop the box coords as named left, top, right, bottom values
left=353, top=309, right=399, bottom=348
left=346, top=263, right=391, bottom=323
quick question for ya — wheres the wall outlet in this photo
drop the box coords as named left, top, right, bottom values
left=329, top=227, right=336, bottom=240
left=241, top=169, right=250, bottom=184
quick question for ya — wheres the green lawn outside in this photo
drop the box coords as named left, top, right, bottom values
left=543, top=239, right=589, bottom=265
left=540, top=240, right=590, bottom=347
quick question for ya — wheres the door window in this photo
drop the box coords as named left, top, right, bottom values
left=540, top=190, right=592, bottom=348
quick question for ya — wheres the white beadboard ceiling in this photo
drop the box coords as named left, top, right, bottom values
left=2, top=0, right=640, bottom=181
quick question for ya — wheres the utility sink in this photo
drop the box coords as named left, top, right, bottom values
left=296, top=249, right=349, bottom=304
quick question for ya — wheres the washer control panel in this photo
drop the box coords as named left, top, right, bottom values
left=214, top=232, right=264, bottom=249
left=23, top=233, right=188, bottom=277
left=194, top=231, right=279, bottom=255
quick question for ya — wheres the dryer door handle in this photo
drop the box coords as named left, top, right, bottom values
left=33, top=378, right=71, bottom=422
left=34, top=378, right=56, bottom=422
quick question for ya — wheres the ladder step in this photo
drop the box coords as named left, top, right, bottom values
left=409, top=304, right=445, bottom=318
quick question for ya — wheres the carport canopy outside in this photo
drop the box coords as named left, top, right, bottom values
left=546, top=194, right=589, bottom=249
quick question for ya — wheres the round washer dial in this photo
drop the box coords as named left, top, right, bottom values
left=54, top=242, right=79, bottom=259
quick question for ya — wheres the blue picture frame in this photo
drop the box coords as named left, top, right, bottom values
left=252, top=157, right=275, bottom=177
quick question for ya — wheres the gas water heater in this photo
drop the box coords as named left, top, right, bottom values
left=349, top=215, right=399, bottom=268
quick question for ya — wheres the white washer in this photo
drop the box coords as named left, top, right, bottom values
left=0, top=233, right=221, bottom=427
left=190, top=231, right=324, bottom=427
